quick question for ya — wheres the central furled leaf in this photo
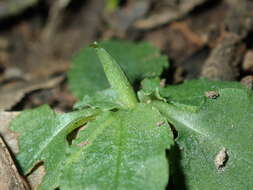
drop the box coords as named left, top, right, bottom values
left=61, top=104, right=173, bottom=189
left=68, top=40, right=168, bottom=99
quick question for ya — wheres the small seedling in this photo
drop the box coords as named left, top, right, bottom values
left=10, top=40, right=253, bottom=189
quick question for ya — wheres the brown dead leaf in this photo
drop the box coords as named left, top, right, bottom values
left=134, top=0, right=209, bottom=30
left=0, top=111, right=47, bottom=189
left=0, top=111, right=20, bottom=153
left=242, top=51, right=253, bottom=72
left=0, top=135, right=30, bottom=190
left=27, top=165, right=46, bottom=190
left=201, top=36, right=245, bottom=80
left=104, top=1, right=150, bottom=36
left=0, top=76, right=64, bottom=111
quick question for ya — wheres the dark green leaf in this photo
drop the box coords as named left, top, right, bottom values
left=140, top=78, right=246, bottom=111
left=153, top=86, right=253, bottom=189
left=68, top=40, right=168, bottom=99
left=93, top=43, right=138, bottom=109
left=61, top=104, right=173, bottom=190
left=159, top=79, right=245, bottom=108
left=10, top=105, right=100, bottom=189
left=10, top=104, right=173, bottom=190
left=138, top=77, right=166, bottom=103
left=74, top=88, right=120, bottom=111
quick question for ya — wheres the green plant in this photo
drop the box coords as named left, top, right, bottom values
left=10, top=40, right=253, bottom=190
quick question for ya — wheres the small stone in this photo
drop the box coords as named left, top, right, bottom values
left=156, top=121, right=165, bottom=127
left=205, top=91, right=219, bottom=99
left=215, top=147, right=228, bottom=170
left=240, top=75, right=253, bottom=89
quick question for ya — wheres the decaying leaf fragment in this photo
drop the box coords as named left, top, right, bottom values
left=0, top=76, right=63, bottom=111
left=0, top=112, right=20, bottom=153
left=0, top=136, right=30, bottom=190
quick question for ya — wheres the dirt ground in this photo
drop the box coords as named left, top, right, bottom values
left=0, top=0, right=253, bottom=189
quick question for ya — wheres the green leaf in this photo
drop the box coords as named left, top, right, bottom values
left=140, top=77, right=162, bottom=93
left=139, top=78, right=246, bottom=111
left=74, top=88, right=120, bottom=111
left=11, top=104, right=173, bottom=190
left=152, top=86, right=253, bottom=189
left=61, top=104, right=173, bottom=190
left=93, top=42, right=137, bottom=109
left=10, top=105, right=101, bottom=189
left=159, top=79, right=245, bottom=108
left=68, top=40, right=168, bottom=99
left=137, top=77, right=166, bottom=103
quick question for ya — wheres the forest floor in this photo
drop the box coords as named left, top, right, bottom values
left=0, top=0, right=253, bottom=112
left=0, top=0, right=253, bottom=189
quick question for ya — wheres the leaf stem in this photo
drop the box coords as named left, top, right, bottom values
left=92, top=42, right=138, bottom=109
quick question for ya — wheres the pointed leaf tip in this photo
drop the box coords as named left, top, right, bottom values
left=92, top=42, right=138, bottom=109
left=68, top=40, right=168, bottom=99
